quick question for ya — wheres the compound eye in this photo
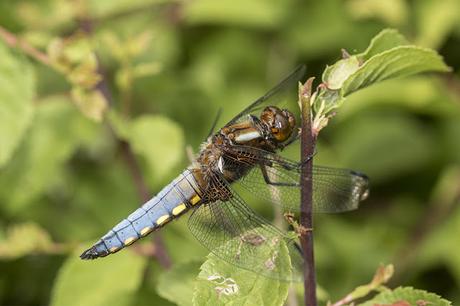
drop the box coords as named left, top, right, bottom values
left=272, top=115, right=290, bottom=142
left=282, top=110, right=296, bottom=130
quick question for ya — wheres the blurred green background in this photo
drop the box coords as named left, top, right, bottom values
left=1, top=0, right=460, bottom=305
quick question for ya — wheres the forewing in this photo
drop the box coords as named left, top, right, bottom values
left=223, top=146, right=369, bottom=213
left=224, top=65, right=306, bottom=127
left=188, top=178, right=303, bottom=282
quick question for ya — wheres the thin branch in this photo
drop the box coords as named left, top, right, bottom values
left=0, top=26, right=51, bottom=65
left=299, top=78, right=317, bottom=306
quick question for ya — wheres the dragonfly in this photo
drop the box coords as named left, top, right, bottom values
left=80, top=65, right=369, bottom=282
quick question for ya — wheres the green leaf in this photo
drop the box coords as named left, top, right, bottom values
left=342, top=46, right=451, bottom=97
left=357, top=28, right=409, bottom=61
left=341, top=46, right=450, bottom=97
left=0, top=222, right=64, bottom=259
left=358, top=287, right=452, bottom=306
left=322, top=56, right=361, bottom=90
left=192, top=240, right=291, bottom=306
left=0, top=41, right=35, bottom=168
left=313, top=29, right=450, bottom=134
left=0, top=96, right=97, bottom=215
left=128, top=115, right=184, bottom=184
left=50, top=249, right=147, bottom=306
left=157, top=261, right=201, bottom=306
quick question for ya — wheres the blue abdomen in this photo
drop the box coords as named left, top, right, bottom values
left=80, top=169, right=202, bottom=259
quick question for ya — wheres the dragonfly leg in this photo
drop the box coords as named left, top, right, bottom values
left=274, top=151, right=315, bottom=171
left=206, top=108, right=223, bottom=139
left=259, top=164, right=300, bottom=187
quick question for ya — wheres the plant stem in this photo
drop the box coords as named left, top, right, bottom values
left=0, top=26, right=50, bottom=65
left=299, top=80, right=317, bottom=306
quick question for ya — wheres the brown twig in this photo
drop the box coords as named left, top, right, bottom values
left=299, top=78, right=317, bottom=306
left=0, top=26, right=51, bottom=65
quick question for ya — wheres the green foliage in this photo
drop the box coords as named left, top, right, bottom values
left=193, top=250, right=289, bottom=306
left=0, top=97, right=96, bottom=215
left=0, top=97, right=94, bottom=214
left=0, top=222, right=64, bottom=259
left=128, top=115, right=184, bottom=181
left=332, top=114, right=436, bottom=182
left=312, top=29, right=450, bottom=133
left=50, top=250, right=147, bottom=306
left=342, top=46, right=450, bottom=96
left=157, top=261, right=201, bottom=306
left=47, top=35, right=107, bottom=121
left=359, top=287, right=452, bottom=306
left=0, top=41, right=34, bottom=168
left=183, top=0, right=287, bottom=28
left=1, top=1, right=460, bottom=305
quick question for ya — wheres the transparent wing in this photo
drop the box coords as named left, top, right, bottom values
left=222, top=145, right=370, bottom=213
left=188, top=176, right=303, bottom=282
left=224, top=65, right=306, bottom=127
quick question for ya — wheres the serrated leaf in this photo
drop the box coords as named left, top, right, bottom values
left=128, top=115, right=184, bottom=183
left=358, top=28, right=409, bottom=61
left=0, top=41, right=35, bottom=168
left=157, top=261, right=201, bottom=306
left=358, top=287, right=452, bottom=306
left=0, top=96, right=97, bottom=215
left=342, top=46, right=451, bottom=97
left=50, top=249, right=147, bottom=306
left=192, top=239, right=291, bottom=306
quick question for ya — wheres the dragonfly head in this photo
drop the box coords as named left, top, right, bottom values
left=260, top=106, right=296, bottom=143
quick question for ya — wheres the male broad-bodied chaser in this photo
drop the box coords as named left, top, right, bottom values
left=80, top=65, right=369, bottom=281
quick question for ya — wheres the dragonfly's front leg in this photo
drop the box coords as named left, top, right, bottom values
left=270, top=152, right=314, bottom=171
left=259, top=164, right=300, bottom=187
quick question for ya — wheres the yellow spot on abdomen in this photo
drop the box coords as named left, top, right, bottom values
left=190, top=194, right=201, bottom=205
left=156, top=215, right=170, bottom=225
left=172, top=203, right=187, bottom=216
left=140, top=226, right=154, bottom=236
left=109, top=246, right=120, bottom=253
left=124, top=237, right=136, bottom=246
